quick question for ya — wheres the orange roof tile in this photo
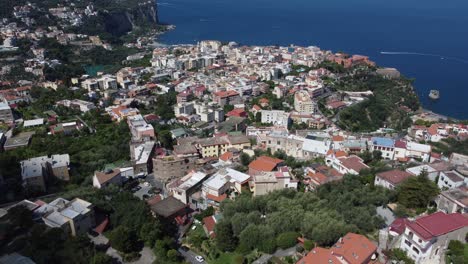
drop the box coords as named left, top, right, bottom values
left=249, top=156, right=284, bottom=172
left=219, top=151, right=233, bottom=162
left=206, top=193, right=227, bottom=203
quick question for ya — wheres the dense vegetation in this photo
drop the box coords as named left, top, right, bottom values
left=445, top=240, right=468, bottom=264
left=0, top=86, right=130, bottom=201
left=213, top=176, right=392, bottom=257
left=430, top=138, right=468, bottom=156
left=331, top=67, right=419, bottom=132
left=0, top=186, right=176, bottom=263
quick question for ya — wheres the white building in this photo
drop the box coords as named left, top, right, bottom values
left=40, top=197, right=94, bottom=236
left=302, top=133, right=332, bottom=157
left=437, top=170, right=467, bottom=190
left=202, top=168, right=250, bottom=198
left=396, top=212, right=468, bottom=263
left=294, top=90, right=316, bottom=113
left=260, top=110, right=290, bottom=127
left=169, top=171, right=209, bottom=204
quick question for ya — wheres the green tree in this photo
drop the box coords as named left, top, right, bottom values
left=276, top=232, right=299, bottom=249
left=8, top=205, right=33, bottom=229
left=92, top=252, right=113, bottom=264
left=240, top=153, right=252, bottom=166
left=387, top=249, right=415, bottom=264
left=215, top=220, right=237, bottom=252
left=108, top=226, right=140, bottom=253
left=158, top=130, right=175, bottom=149
left=396, top=171, right=439, bottom=210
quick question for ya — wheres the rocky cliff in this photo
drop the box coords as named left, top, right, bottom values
left=103, top=0, right=159, bottom=36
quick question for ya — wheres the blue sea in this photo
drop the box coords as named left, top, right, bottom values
left=157, top=0, right=468, bottom=119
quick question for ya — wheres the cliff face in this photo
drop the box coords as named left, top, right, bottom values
left=104, top=0, right=159, bottom=36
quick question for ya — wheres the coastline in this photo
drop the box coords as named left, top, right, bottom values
left=151, top=25, right=463, bottom=123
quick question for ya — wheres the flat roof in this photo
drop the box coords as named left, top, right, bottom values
left=23, top=118, right=44, bottom=127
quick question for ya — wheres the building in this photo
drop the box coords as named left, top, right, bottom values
left=304, top=165, right=343, bottom=190
left=56, top=99, right=96, bottom=113
left=248, top=156, right=284, bottom=176
left=374, top=169, right=414, bottom=190
left=437, top=170, right=467, bottom=190
left=202, top=168, right=250, bottom=198
left=327, top=154, right=369, bottom=175
left=250, top=167, right=297, bottom=196
left=396, top=212, right=468, bottom=263
left=20, top=154, right=70, bottom=191
left=405, top=164, right=439, bottom=182
left=127, top=114, right=155, bottom=141
left=260, top=110, right=290, bottom=127
left=130, top=141, right=155, bottom=175
left=296, top=233, right=377, bottom=264
left=93, top=169, right=122, bottom=189
left=369, top=137, right=395, bottom=160
left=3, top=132, right=34, bottom=150
left=302, top=133, right=332, bottom=157
left=294, top=90, right=316, bottom=113
left=149, top=196, right=188, bottom=224
left=40, top=197, right=95, bottom=236
left=167, top=171, right=209, bottom=204
left=0, top=100, right=13, bottom=123
left=212, top=90, right=241, bottom=106
left=152, top=152, right=200, bottom=183
left=436, top=186, right=468, bottom=214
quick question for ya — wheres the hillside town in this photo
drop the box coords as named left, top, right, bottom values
left=0, top=2, right=467, bottom=264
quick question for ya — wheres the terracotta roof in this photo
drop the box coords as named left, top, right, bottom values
left=94, top=169, right=121, bottom=185
left=206, top=193, right=227, bottom=203
left=332, top=233, right=377, bottom=264
left=296, top=247, right=340, bottom=264
left=339, top=155, right=369, bottom=173
left=394, top=140, right=407, bottom=148
left=376, top=170, right=413, bottom=185
left=332, top=135, right=344, bottom=142
left=297, top=233, right=377, bottom=264
left=214, top=90, right=239, bottom=98
left=219, top=151, right=233, bottom=162
left=389, top=218, right=410, bottom=235
left=249, top=156, right=284, bottom=172
left=408, top=212, right=468, bottom=240
left=427, top=124, right=439, bottom=135
left=203, top=216, right=216, bottom=238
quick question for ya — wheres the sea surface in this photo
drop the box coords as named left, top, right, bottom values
left=157, top=0, right=468, bottom=119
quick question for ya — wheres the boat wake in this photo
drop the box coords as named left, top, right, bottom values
left=380, top=51, right=468, bottom=64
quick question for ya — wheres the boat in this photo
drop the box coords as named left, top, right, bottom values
left=429, top=90, right=440, bottom=100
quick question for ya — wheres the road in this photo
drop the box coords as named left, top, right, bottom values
left=178, top=248, right=206, bottom=264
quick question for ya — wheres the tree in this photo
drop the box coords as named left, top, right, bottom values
left=386, top=249, right=415, bottom=264
left=108, top=226, right=140, bottom=253
left=92, top=252, right=113, bottom=264
left=215, top=220, right=237, bottom=252
left=372, top=150, right=382, bottom=161
left=396, top=171, right=439, bottom=210
left=446, top=240, right=467, bottom=264
left=240, top=153, right=252, bottom=166
left=8, top=205, right=33, bottom=229
left=276, top=232, right=299, bottom=249
left=158, top=130, right=175, bottom=150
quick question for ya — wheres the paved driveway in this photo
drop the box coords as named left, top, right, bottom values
left=178, top=248, right=207, bottom=264
left=127, top=247, right=156, bottom=264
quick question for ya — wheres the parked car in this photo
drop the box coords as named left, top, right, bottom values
left=195, top=256, right=204, bottom=262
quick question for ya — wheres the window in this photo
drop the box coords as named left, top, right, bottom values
left=418, top=239, right=422, bottom=244
left=405, top=240, right=412, bottom=247
left=409, top=232, right=414, bottom=239
left=412, top=247, right=420, bottom=254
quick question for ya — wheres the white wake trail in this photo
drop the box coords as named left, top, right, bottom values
left=380, top=51, right=468, bottom=64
